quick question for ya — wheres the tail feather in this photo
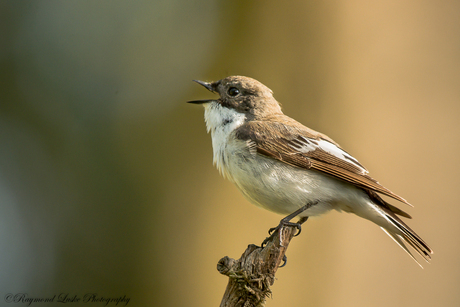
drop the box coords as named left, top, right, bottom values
left=364, top=189, right=412, bottom=218
left=381, top=209, right=433, bottom=267
left=380, top=227, right=423, bottom=268
left=363, top=189, right=433, bottom=266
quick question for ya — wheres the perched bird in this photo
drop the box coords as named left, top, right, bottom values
left=188, top=76, right=432, bottom=267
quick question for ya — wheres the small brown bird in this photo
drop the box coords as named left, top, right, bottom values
left=188, top=76, right=432, bottom=267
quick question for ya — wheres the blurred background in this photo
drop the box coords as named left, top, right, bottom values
left=1, top=1, right=459, bottom=306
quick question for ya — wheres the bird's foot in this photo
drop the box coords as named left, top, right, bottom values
left=261, top=219, right=303, bottom=247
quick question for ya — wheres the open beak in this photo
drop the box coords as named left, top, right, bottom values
left=187, top=80, right=216, bottom=104
left=193, top=80, right=215, bottom=92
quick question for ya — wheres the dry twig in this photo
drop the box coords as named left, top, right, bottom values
left=217, top=225, right=297, bottom=307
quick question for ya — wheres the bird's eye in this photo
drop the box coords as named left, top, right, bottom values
left=228, top=87, right=240, bottom=97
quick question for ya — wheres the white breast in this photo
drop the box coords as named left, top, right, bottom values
left=203, top=102, right=246, bottom=178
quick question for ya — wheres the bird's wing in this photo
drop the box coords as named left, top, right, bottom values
left=234, top=117, right=411, bottom=207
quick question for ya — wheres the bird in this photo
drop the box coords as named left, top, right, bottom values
left=188, top=75, right=432, bottom=267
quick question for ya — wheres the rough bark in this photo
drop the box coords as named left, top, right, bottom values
left=217, top=225, right=297, bottom=307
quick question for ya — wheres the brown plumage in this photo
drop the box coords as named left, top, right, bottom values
left=234, top=116, right=412, bottom=209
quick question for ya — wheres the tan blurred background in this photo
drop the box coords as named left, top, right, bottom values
left=1, top=1, right=459, bottom=306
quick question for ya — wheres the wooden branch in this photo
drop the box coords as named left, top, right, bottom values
left=217, top=225, right=297, bottom=307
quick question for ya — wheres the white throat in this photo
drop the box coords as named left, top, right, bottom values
left=203, top=102, right=246, bottom=177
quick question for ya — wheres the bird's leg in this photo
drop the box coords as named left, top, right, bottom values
left=261, top=201, right=317, bottom=248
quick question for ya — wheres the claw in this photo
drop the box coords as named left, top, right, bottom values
left=261, top=237, right=270, bottom=248
left=294, top=226, right=302, bottom=237
left=261, top=221, right=302, bottom=246
left=279, top=255, right=287, bottom=268
left=260, top=202, right=315, bottom=247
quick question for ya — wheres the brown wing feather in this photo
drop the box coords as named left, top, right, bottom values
left=310, top=159, right=410, bottom=205
left=235, top=118, right=411, bottom=207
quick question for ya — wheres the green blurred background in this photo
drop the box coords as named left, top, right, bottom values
left=1, top=1, right=459, bottom=306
